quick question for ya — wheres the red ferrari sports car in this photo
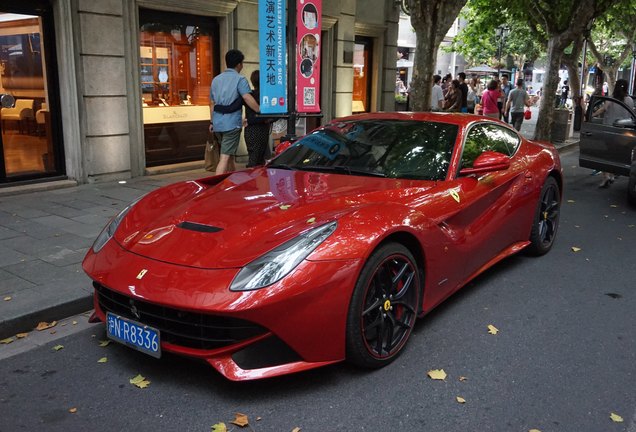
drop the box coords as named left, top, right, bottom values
left=83, top=112, right=562, bottom=381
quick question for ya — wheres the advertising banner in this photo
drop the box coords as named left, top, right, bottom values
left=259, top=0, right=287, bottom=114
left=296, top=0, right=321, bottom=113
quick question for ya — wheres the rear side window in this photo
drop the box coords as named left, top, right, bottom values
left=461, top=123, right=519, bottom=169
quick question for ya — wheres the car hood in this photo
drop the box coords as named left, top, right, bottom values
left=113, top=168, right=434, bottom=268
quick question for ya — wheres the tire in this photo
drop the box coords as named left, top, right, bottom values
left=346, top=242, right=421, bottom=368
left=526, top=176, right=560, bottom=256
left=628, top=163, right=636, bottom=207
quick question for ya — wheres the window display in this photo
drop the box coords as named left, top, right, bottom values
left=138, top=9, right=219, bottom=167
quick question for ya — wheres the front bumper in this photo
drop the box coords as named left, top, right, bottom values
left=83, top=239, right=362, bottom=380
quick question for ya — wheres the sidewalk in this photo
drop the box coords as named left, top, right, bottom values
left=0, top=116, right=580, bottom=340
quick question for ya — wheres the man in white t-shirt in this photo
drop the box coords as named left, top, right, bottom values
left=431, top=74, right=444, bottom=111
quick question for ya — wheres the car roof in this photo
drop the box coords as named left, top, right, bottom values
left=331, top=112, right=504, bottom=128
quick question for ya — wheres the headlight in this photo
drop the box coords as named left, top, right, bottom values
left=230, top=221, right=337, bottom=291
left=91, top=202, right=136, bottom=253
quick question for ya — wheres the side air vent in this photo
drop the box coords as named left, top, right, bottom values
left=177, top=221, right=223, bottom=233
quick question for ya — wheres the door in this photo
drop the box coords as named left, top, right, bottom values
left=451, top=123, right=531, bottom=276
left=580, top=95, right=636, bottom=176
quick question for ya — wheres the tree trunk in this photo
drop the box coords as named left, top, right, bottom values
left=407, top=0, right=467, bottom=112
left=535, top=38, right=565, bottom=141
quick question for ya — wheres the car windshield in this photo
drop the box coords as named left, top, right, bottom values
left=270, top=119, right=458, bottom=181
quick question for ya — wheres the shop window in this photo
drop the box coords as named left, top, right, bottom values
left=139, top=9, right=219, bottom=167
left=0, top=9, right=61, bottom=182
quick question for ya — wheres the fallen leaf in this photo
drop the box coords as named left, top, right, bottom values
left=97, top=357, right=108, bottom=363
left=279, top=205, right=291, bottom=210
left=571, top=247, right=582, bottom=252
left=306, top=217, right=316, bottom=224
left=61, top=323, right=67, bottom=327
left=487, top=324, right=499, bottom=335
left=256, top=417, right=262, bottom=421
left=456, top=396, right=466, bottom=404
left=16, top=333, right=28, bottom=339
left=231, top=413, right=249, bottom=427
left=567, top=199, right=575, bottom=203
left=211, top=423, right=227, bottom=432
left=69, top=407, right=77, bottom=414
left=3, top=296, right=11, bottom=301
left=72, top=321, right=78, bottom=325
left=98, top=340, right=111, bottom=347
left=53, top=344, right=64, bottom=351
left=36, top=321, right=57, bottom=331
left=427, top=369, right=447, bottom=380
left=528, top=429, right=542, bottom=432
left=291, top=428, right=301, bottom=432
left=610, top=412, right=624, bottom=423
left=129, top=374, right=150, bottom=389
left=459, top=376, right=468, bottom=382
left=50, top=331, right=56, bottom=335
left=1, top=337, right=15, bottom=344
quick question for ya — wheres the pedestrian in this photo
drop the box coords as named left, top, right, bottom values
left=591, top=79, right=635, bottom=188
left=244, top=70, right=272, bottom=167
left=443, top=79, right=461, bottom=112
left=458, top=72, right=469, bottom=113
left=499, top=74, right=513, bottom=121
left=560, top=79, right=570, bottom=107
left=209, top=49, right=260, bottom=175
left=431, top=74, right=444, bottom=111
left=505, top=78, right=532, bottom=131
left=480, top=79, right=501, bottom=119
left=467, top=77, right=478, bottom=113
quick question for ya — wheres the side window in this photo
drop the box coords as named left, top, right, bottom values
left=461, top=124, right=517, bottom=168
left=588, top=96, right=636, bottom=126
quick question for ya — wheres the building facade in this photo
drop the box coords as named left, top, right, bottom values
left=0, top=0, right=399, bottom=187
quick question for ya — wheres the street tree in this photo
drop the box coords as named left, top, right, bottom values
left=587, top=1, right=636, bottom=94
left=405, top=0, right=468, bottom=111
left=450, top=2, right=544, bottom=76
left=503, top=0, right=617, bottom=140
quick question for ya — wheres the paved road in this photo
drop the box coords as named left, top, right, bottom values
left=0, top=150, right=634, bottom=432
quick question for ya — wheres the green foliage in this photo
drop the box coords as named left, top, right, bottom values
left=449, top=0, right=545, bottom=67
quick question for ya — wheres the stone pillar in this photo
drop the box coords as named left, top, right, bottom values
left=77, top=0, right=132, bottom=182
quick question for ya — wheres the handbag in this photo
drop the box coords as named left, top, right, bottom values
left=204, top=132, right=220, bottom=172
left=524, top=109, right=532, bottom=120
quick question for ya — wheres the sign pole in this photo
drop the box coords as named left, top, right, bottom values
left=285, top=0, right=297, bottom=140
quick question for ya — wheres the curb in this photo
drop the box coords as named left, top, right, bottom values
left=0, top=295, right=94, bottom=340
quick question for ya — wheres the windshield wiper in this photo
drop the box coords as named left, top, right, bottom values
left=301, top=165, right=386, bottom=178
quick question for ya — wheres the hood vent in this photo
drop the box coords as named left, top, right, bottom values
left=177, top=221, right=223, bottom=233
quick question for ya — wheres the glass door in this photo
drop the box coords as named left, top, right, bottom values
left=0, top=3, right=62, bottom=183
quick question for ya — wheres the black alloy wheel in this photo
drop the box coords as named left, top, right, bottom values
left=527, top=176, right=560, bottom=256
left=346, top=242, right=420, bottom=368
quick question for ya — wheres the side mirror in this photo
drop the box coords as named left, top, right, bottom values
left=460, top=151, right=510, bottom=176
left=274, top=140, right=292, bottom=156
left=613, top=118, right=636, bottom=129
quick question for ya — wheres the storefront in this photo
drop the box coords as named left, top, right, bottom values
left=0, top=0, right=400, bottom=190
left=0, top=0, right=64, bottom=184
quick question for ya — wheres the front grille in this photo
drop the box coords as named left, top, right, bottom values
left=94, top=282, right=267, bottom=350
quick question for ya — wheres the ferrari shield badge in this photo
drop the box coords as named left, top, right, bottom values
left=449, top=189, right=461, bottom=203
left=136, top=269, right=148, bottom=280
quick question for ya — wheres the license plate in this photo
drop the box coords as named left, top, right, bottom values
left=106, top=312, right=161, bottom=358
